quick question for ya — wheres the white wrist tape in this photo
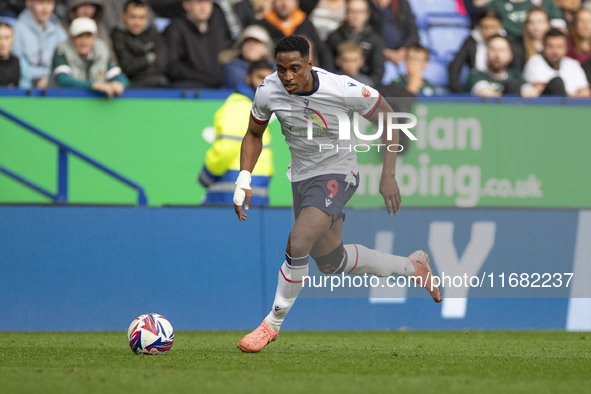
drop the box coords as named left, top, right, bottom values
left=233, top=170, right=252, bottom=206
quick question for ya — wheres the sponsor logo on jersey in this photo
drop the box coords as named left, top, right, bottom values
left=303, top=107, right=328, bottom=135
left=362, top=87, right=371, bottom=98
left=347, top=81, right=357, bottom=87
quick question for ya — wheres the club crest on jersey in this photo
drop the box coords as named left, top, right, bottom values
left=362, top=87, right=371, bottom=98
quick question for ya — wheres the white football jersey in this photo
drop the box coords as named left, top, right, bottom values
left=251, top=67, right=382, bottom=182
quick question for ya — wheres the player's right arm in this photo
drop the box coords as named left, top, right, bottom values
left=233, top=116, right=268, bottom=221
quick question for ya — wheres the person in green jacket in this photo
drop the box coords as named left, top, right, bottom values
left=488, top=0, right=565, bottom=40
left=466, top=34, right=537, bottom=96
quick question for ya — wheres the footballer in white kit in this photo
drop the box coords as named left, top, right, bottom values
left=233, top=36, right=441, bottom=353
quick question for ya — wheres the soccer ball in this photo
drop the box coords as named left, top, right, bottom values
left=127, top=313, right=174, bottom=355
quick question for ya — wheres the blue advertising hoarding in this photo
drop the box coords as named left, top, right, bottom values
left=1, top=206, right=589, bottom=331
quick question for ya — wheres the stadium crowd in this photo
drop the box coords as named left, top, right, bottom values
left=0, top=0, right=590, bottom=96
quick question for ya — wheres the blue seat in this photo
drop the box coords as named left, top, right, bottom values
left=408, top=0, right=457, bottom=28
left=154, top=17, right=171, bottom=33
left=428, top=25, right=470, bottom=64
left=426, top=13, right=470, bottom=28
left=424, top=60, right=449, bottom=88
left=0, top=16, right=16, bottom=26
left=419, top=29, right=431, bottom=49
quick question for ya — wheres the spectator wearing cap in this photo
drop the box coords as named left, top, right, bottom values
left=50, top=17, right=129, bottom=97
left=111, top=0, right=168, bottom=87
left=12, top=0, right=67, bottom=88
left=221, top=24, right=273, bottom=90
left=64, top=0, right=113, bottom=56
left=163, top=0, right=231, bottom=88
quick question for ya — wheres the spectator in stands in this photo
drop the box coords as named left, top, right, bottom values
left=488, top=0, right=565, bottom=40
left=334, top=40, right=373, bottom=85
left=389, top=44, right=436, bottom=96
left=568, top=8, right=591, bottom=82
left=326, top=0, right=384, bottom=85
left=0, top=21, right=31, bottom=87
left=555, top=0, right=580, bottom=25
left=65, top=0, right=112, bottom=54
left=258, top=0, right=333, bottom=69
left=308, top=0, right=345, bottom=40
left=198, top=60, right=274, bottom=205
left=251, top=0, right=272, bottom=19
left=50, top=17, right=129, bottom=96
left=222, top=24, right=273, bottom=89
left=102, top=0, right=125, bottom=31
left=463, top=0, right=492, bottom=27
left=12, top=0, right=67, bottom=88
left=466, top=34, right=536, bottom=96
left=448, top=8, right=508, bottom=92
left=518, top=8, right=551, bottom=64
left=111, top=0, right=168, bottom=87
left=523, top=28, right=591, bottom=96
left=164, top=0, right=231, bottom=88
left=368, top=0, right=419, bottom=66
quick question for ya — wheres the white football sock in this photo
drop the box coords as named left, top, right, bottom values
left=265, top=254, right=309, bottom=331
left=342, top=244, right=414, bottom=277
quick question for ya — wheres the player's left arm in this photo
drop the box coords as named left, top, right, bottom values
left=366, top=98, right=402, bottom=216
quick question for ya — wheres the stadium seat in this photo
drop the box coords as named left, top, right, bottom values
left=408, top=0, right=457, bottom=28
left=428, top=26, right=470, bottom=64
left=0, top=16, right=16, bottom=26
left=419, top=29, right=431, bottom=49
left=424, top=60, right=449, bottom=89
left=154, top=17, right=171, bottom=33
left=426, top=13, right=470, bottom=28
left=381, top=61, right=404, bottom=85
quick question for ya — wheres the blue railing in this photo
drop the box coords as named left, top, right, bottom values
left=0, top=107, right=148, bottom=205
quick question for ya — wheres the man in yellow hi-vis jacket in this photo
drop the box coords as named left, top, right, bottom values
left=199, top=60, right=275, bottom=205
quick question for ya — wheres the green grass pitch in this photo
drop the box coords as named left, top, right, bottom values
left=1, top=331, right=590, bottom=394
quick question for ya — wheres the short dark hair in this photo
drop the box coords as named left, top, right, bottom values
left=248, top=59, right=274, bottom=74
left=544, top=28, right=567, bottom=43
left=124, top=0, right=149, bottom=12
left=0, top=21, right=13, bottom=30
left=408, top=43, right=430, bottom=57
left=336, top=40, right=363, bottom=56
left=487, top=34, right=511, bottom=47
left=274, top=35, right=310, bottom=58
left=477, top=8, right=502, bottom=23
